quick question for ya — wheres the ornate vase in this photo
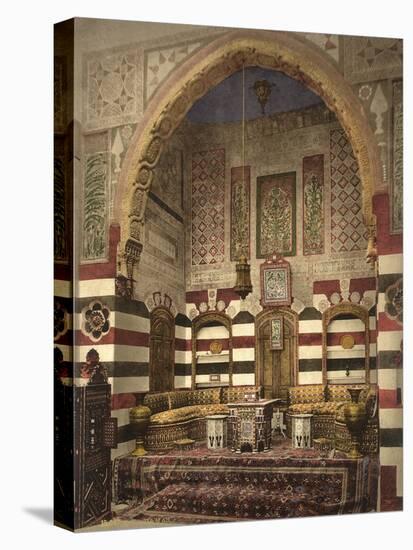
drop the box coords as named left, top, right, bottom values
left=344, top=388, right=367, bottom=459
left=130, top=395, right=151, bottom=457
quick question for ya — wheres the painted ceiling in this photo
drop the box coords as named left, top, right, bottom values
left=187, top=67, right=325, bottom=124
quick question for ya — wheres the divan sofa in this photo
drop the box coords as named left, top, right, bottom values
left=143, top=385, right=261, bottom=451
left=285, top=383, right=379, bottom=454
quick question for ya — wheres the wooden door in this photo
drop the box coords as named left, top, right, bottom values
left=150, top=308, right=174, bottom=392
left=258, top=318, right=294, bottom=399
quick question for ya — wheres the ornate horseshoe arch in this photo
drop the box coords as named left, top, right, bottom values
left=115, top=30, right=382, bottom=282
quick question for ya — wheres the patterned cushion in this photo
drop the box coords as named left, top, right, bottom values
left=150, top=403, right=229, bottom=425
left=313, top=402, right=345, bottom=415
left=326, top=384, right=369, bottom=403
left=144, top=392, right=170, bottom=414
left=223, top=386, right=260, bottom=403
left=288, top=403, right=320, bottom=414
left=168, top=391, right=191, bottom=410
left=185, top=388, right=222, bottom=406
left=288, top=385, right=325, bottom=405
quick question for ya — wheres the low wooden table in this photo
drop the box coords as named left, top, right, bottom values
left=227, top=399, right=282, bottom=453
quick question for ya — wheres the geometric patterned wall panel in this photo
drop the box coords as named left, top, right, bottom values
left=343, top=37, right=402, bottom=83
left=191, top=149, right=225, bottom=265
left=330, top=128, right=367, bottom=253
left=86, top=50, right=138, bottom=129
left=144, top=41, right=202, bottom=106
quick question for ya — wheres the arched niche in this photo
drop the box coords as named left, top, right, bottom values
left=322, top=303, right=370, bottom=385
left=255, top=307, right=298, bottom=399
left=114, top=29, right=381, bottom=276
left=191, top=312, right=233, bottom=390
left=149, top=306, right=175, bottom=392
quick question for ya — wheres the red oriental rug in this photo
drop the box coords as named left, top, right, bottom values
left=113, top=439, right=378, bottom=524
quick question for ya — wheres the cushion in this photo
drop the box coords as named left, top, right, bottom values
left=223, top=385, right=260, bottom=403
left=150, top=403, right=229, bottom=425
left=144, top=392, right=170, bottom=414
left=169, top=391, right=191, bottom=410
left=313, top=402, right=345, bottom=415
left=185, top=388, right=221, bottom=406
left=326, top=384, right=369, bottom=403
left=288, top=403, right=321, bottom=414
left=288, top=385, right=325, bottom=405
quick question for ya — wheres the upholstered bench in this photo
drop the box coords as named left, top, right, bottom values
left=285, top=384, right=377, bottom=447
left=143, top=385, right=261, bottom=451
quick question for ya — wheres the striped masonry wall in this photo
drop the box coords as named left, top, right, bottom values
left=55, top=274, right=381, bottom=461
left=374, top=192, right=403, bottom=512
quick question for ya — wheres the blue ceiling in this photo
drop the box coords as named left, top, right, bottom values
left=186, top=67, right=324, bottom=124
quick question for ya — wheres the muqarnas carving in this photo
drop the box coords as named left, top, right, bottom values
left=230, top=166, right=250, bottom=260
left=303, top=155, right=324, bottom=255
left=391, top=80, right=403, bottom=234
left=256, top=172, right=296, bottom=257
left=82, top=152, right=108, bottom=260
left=191, top=148, right=225, bottom=265
left=54, top=155, right=67, bottom=261
left=82, top=301, right=111, bottom=342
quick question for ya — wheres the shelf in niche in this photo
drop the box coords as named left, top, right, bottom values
left=327, top=377, right=366, bottom=385
left=196, top=351, right=230, bottom=363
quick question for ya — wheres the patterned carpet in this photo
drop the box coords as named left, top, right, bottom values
left=113, top=437, right=378, bottom=525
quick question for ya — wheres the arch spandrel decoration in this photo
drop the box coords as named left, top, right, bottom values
left=191, top=311, right=233, bottom=390
left=115, top=30, right=381, bottom=274
left=322, top=302, right=370, bottom=385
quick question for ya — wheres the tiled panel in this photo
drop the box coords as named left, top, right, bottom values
left=191, top=149, right=225, bottom=265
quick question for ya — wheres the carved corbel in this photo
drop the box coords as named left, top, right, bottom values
left=365, top=215, right=377, bottom=265
left=116, top=238, right=143, bottom=299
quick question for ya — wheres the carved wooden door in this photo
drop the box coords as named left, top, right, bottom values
left=150, top=308, right=174, bottom=392
left=259, top=319, right=294, bottom=399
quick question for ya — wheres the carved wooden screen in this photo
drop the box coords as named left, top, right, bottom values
left=149, top=306, right=175, bottom=392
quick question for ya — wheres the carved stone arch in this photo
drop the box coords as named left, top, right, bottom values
left=255, top=307, right=298, bottom=397
left=114, top=29, right=381, bottom=273
left=149, top=306, right=175, bottom=392
left=191, top=311, right=233, bottom=390
left=322, top=302, right=370, bottom=385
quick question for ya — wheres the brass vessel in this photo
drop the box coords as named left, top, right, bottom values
left=130, top=395, right=151, bottom=457
left=343, top=388, right=367, bottom=459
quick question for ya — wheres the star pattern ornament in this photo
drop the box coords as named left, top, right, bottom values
left=87, top=53, right=137, bottom=122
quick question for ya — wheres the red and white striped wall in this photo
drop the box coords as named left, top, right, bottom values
left=374, top=192, right=403, bottom=512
